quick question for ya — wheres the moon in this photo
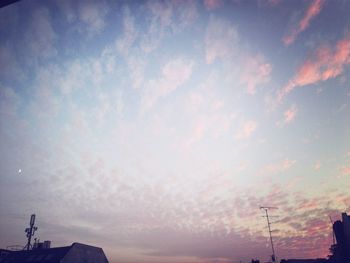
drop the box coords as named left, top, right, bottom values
left=18, top=169, right=21, bottom=174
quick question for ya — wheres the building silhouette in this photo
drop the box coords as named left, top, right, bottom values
left=0, top=242, right=109, bottom=263
left=329, top=213, right=350, bottom=263
left=280, top=259, right=328, bottom=263
left=280, top=213, right=350, bottom=263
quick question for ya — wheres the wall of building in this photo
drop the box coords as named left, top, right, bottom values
left=61, top=243, right=109, bottom=263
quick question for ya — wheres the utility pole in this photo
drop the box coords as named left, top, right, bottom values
left=25, top=214, right=38, bottom=251
left=260, top=206, right=277, bottom=263
left=329, top=216, right=335, bottom=246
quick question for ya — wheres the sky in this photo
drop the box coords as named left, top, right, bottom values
left=0, top=0, right=349, bottom=262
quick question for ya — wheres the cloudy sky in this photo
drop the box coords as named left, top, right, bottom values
left=0, top=0, right=349, bottom=262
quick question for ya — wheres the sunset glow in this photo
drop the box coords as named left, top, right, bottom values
left=0, top=1, right=349, bottom=263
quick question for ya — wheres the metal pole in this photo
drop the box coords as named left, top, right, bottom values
left=264, top=209, right=276, bottom=262
left=25, top=214, right=37, bottom=251
left=260, top=207, right=277, bottom=263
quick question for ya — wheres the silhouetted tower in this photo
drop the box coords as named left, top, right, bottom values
left=260, top=206, right=277, bottom=263
left=24, top=214, right=38, bottom=251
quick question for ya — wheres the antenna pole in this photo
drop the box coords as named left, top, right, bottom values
left=260, top=207, right=277, bottom=263
left=25, top=214, right=38, bottom=251
left=329, top=216, right=335, bottom=245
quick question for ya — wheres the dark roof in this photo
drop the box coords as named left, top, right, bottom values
left=3, top=242, right=108, bottom=263
left=0, top=243, right=109, bottom=263
left=280, top=259, right=328, bottom=263
left=0, top=0, right=20, bottom=9
left=0, top=246, right=71, bottom=263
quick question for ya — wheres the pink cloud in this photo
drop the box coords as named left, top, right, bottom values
left=78, top=1, right=109, bottom=35
left=205, top=17, right=238, bottom=64
left=138, top=1, right=198, bottom=54
left=276, top=105, right=298, bottom=127
left=139, top=1, right=173, bottom=53
left=185, top=117, right=208, bottom=147
left=117, top=7, right=138, bottom=57
left=285, top=176, right=302, bottom=190
left=184, top=112, right=235, bottom=147
left=260, top=159, right=296, bottom=175
left=279, top=37, right=350, bottom=101
left=141, top=58, right=194, bottom=112
left=313, top=160, right=321, bottom=170
left=267, top=0, right=280, bottom=6
left=204, top=0, right=224, bottom=10
left=235, top=120, right=257, bottom=140
left=300, top=198, right=319, bottom=210
left=258, top=0, right=281, bottom=7
left=284, top=104, right=298, bottom=123
left=240, top=55, right=272, bottom=95
left=283, top=0, right=325, bottom=46
left=342, top=166, right=350, bottom=176
left=126, top=56, right=145, bottom=89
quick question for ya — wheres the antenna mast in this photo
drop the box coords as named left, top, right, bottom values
left=329, top=216, right=335, bottom=246
left=260, top=206, right=277, bottom=263
left=24, top=214, right=38, bottom=251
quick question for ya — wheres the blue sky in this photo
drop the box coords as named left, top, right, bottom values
left=0, top=0, right=349, bottom=262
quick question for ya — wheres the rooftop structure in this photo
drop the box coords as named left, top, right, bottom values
left=329, top=213, right=350, bottom=263
left=0, top=242, right=109, bottom=263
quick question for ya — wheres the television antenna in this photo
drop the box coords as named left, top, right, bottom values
left=260, top=206, right=278, bottom=263
left=24, top=214, right=38, bottom=251
left=329, top=216, right=335, bottom=245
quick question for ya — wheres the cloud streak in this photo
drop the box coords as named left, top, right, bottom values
left=205, top=16, right=238, bottom=64
left=117, top=6, right=138, bottom=57
left=240, top=55, right=272, bottom=95
left=277, top=105, right=298, bottom=127
left=141, top=58, right=194, bottom=112
left=279, top=37, right=350, bottom=100
left=235, top=120, right=257, bottom=140
left=284, top=105, right=298, bottom=123
left=204, top=0, right=224, bottom=10
left=283, top=0, right=325, bottom=46
left=259, top=159, right=296, bottom=175
left=25, top=7, right=57, bottom=60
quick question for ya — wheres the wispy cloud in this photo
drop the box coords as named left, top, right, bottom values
left=283, top=0, right=325, bottom=46
left=341, top=166, right=350, bottom=176
left=284, top=104, right=298, bottom=123
left=240, top=54, right=272, bottom=95
left=78, top=1, right=109, bottom=35
left=57, top=0, right=109, bottom=36
left=205, top=16, right=238, bottom=64
left=184, top=111, right=235, bottom=147
left=277, top=104, right=298, bottom=127
left=279, top=37, right=350, bottom=101
left=235, top=120, right=257, bottom=140
left=258, top=0, right=281, bottom=7
left=141, top=58, right=194, bottom=112
left=260, top=159, right=296, bottom=175
left=181, top=72, right=237, bottom=148
left=0, top=85, right=21, bottom=118
left=25, top=7, right=57, bottom=60
left=140, top=1, right=173, bottom=53
left=126, top=55, right=146, bottom=89
left=203, top=0, right=224, bottom=10
left=267, top=0, right=280, bottom=6
left=313, top=160, right=321, bottom=170
left=117, top=6, right=138, bottom=57
left=0, top=44, right=24, bottom=80
left=139, top=1, right=198, bottom=53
